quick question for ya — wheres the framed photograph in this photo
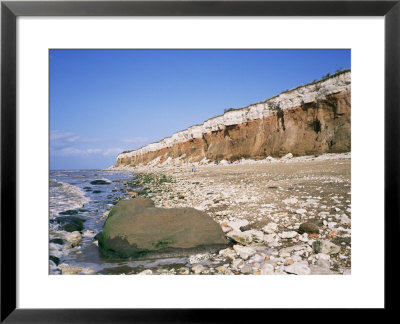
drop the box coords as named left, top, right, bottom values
left=1, top=0, right=398, bottom=321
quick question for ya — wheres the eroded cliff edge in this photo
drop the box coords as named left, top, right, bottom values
left=114, top=70, right=351, bottom=168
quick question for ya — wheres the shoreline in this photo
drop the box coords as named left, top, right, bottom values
left=107, top=152, right=351, bottom=173
left=115, top=152, right=351, bottom=275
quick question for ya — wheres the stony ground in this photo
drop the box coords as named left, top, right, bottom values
left=127, top=154, right=351, bottom=275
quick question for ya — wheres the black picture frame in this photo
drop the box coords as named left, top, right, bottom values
left=1, top=0, right=398, bottom=322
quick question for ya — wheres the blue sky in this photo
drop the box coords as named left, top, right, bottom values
left=50, top=49, right=350, bottom=170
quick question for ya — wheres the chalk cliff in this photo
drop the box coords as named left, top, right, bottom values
left=114, top=70, right=351, bottom=167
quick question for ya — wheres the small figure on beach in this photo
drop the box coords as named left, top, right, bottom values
left=191, top=165, right=196, bottom=175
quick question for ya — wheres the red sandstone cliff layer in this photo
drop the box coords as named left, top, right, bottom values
left=116, top=90, right=350, bottom=167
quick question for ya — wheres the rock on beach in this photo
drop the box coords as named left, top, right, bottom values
left=64, top=231, right=82, bottom=249
left=284, top=261, right=311, bottom=275
left=262, top=222, right=278, bottom=234
left=313, top=240, right=341, bottom=255
left=298, top=222, right=320, bottom=234
left=58, top=263, right=84, bottom=275
left=226, top=229, right=263, bottom=245
left=99, top=198, right=229, bottom=258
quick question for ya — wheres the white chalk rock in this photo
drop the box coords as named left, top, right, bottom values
left=319, top=240, right=341, bottom=255
left=191, top=264, right=206, bottom=274
left=281, top=153, right=293, bottom=160
left=298, top=233, right=309, bottom=242
left=279, top=231, right=298, bottom=239
left=284, top=261, right=311, bottom=275
left=245, top=230, right=264, bottom=243
left=309, top=265, right=334, bottom=275
left=64, top=231, right=82, bottom=249
left=233, top=245, right=256, bottom=260
left=83, top=230, right=95, bottom=237
left=227, top=219, right=249, bottom=231
left=58, top=263, right=83, bottom=275
left=340, top=214, right=351, bottom=224
left=263, top=233, right=277, bottom=244
left=219, top=248, right=237, bottom=260
left=227, top=230, right=253, bottom=245
left=260, top=263, right=275, bottom=275
left=231, top=258, right=245, bottom=270
left=262, top=222, right=278, bottom=234
left=283, top=197, right=298, bottom=204
left=189, top=253, right=212, bottom=264
left=221, top=225, right=233, bottom=233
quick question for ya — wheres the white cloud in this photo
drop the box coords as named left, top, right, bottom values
left=123, top=137, right=148, bottom=144
left=50, top=131, right=80, bottom=147
left=103, top=148, right=124, bottom=156
left=87, top=148, right=102, bottom=154
left=51, top=146, right=125, bottom=157
left=50, top=130, right=100, bottom=148
left=53, top=147, right=103, bottom=156
left=54, top=147, right=84, bottom=156
left=50, top=130, right=76, bottom=141
left=50, top=130, right=136, bottom=158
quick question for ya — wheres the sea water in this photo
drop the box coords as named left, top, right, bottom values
left=49, top=170, right=187, bottom=275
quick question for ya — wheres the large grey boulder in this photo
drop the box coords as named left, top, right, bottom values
left=99, top=198, right=229, bottom=259
left=298, top=222, right=320, bottom=234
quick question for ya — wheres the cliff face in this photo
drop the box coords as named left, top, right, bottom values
left=115, top=71, right=351, bottom=167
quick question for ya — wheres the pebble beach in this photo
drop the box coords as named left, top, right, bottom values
left=110, top=152, right=351, bottom=275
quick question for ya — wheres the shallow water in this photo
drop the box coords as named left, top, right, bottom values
left=49, top=170, right=188, bottom=275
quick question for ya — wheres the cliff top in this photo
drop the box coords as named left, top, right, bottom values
left=205, top=68, right=351, bottom=121
left=119, top=69, right=351, bottom=157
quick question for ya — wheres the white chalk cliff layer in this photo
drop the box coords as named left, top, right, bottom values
left=114, top=71, right=351, bottom=167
